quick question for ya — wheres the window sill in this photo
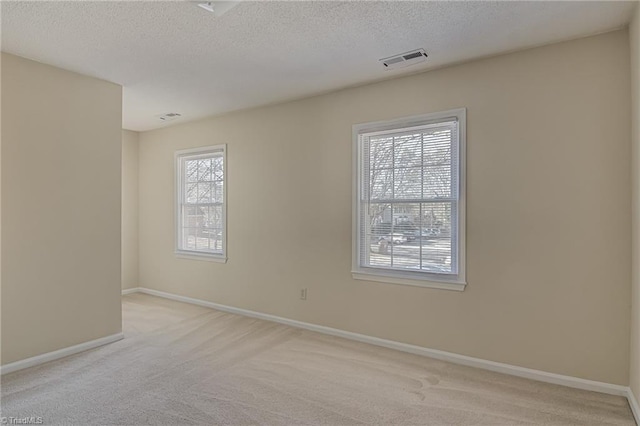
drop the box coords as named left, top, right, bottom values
left=352, top=270, right=466, bottom=291
left=175, top=251, right=227, bottom=263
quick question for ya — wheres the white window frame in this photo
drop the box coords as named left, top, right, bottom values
left=352, top=109, right=466, bottom=291
left=175, top=144, right=227, bottom=263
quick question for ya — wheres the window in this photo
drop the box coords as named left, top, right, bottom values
left=175, top=145, right=226, bottom=262
left=352, top=109, right=466, bottom=290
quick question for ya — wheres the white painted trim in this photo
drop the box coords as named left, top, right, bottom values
left=352, top=272, right=465, bottom=291
left=351, top=108, right=466, bottom=290
left=174, top=252, right=227, bottom=263
left=174, top=144, right=227, bottom=260
left=628, top=388, right=640, bottom=425
left=129, top=287, right=629, bottom=398
left=121, top=287, right=140, bottom=295
left=0, top=332, right=124, bottom=375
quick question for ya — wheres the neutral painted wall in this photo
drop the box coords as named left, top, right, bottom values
left=0, top=51, right=3, bottom=367
left=630, top=2, right=640, bottom=401
left=122, top=130, right=139, bottom=290
left=1, top=53, right=122, bottom=364
left=139, top=31, right=631, bottom=385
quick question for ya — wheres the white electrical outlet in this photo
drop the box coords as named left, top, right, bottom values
left=300, top=288, right=307, bottom=300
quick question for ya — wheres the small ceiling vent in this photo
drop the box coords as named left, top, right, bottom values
left=157, top=113, right=182, bottom=122
left=380, top=49, right=428, bottom=70
left=193, top=1, right=241, bottom=17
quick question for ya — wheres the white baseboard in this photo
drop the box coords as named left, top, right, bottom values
left=124, top=287, right=630, bottom=399
left=628, top=388, right=640, bottom=425
left=121, top=287, right=140, bottom=295
left=0, top=332, right=124, bottom=376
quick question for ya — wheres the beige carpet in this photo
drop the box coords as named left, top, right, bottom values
left=1, top=293, right=635, bottom=425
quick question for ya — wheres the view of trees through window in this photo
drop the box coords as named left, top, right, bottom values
left=179, top=153, right=225, bottom=254
left=360, top=122, right=458, bottom=274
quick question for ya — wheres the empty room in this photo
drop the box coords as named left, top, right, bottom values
left=1, top=1, right=640, bottom=425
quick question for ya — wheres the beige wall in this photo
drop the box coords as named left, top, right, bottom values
left=0, top=51, right=3, bottom=367
left=630, top=2, right=640, bottom=401
left=139, top=31, right=631, bottom=385
left=1, top=53, right=122, bottom=364
left=122, top=130, right=139, bottom=290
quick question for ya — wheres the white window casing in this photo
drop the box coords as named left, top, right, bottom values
left=352, top=109, right=466, bottom=291
left=175, top=144, right=227, bottom=262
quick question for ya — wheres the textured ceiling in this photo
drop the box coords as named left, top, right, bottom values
left=2, top=1, right=637, bottom=131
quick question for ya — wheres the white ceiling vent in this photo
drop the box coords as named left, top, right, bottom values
left=157, top=113, right=182, bottom=122
left=380, top=49, right=428, bottom=70
left=194, top=1, right=241, bottom=17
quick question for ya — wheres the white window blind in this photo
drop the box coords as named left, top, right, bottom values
left=175, top=145, right=226, bottom=261
left=353, top=110, right=465, bottom=289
